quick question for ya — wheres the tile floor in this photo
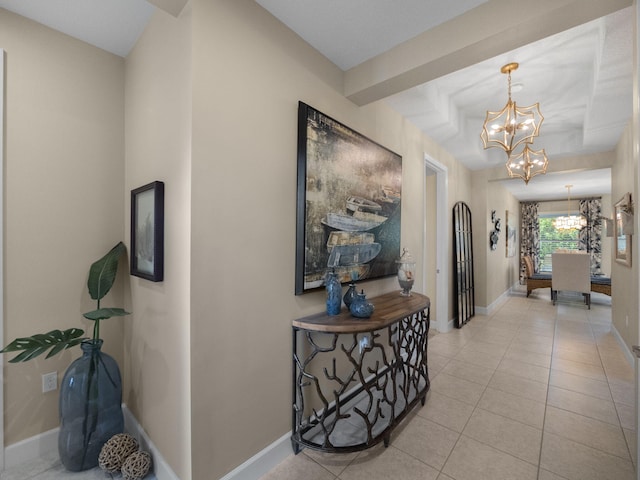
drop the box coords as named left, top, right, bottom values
left=0, top=447, right=158, bottom=480
left=262, top=287, right=637, bottom=480
left=1, top=450, right=109, bottom=480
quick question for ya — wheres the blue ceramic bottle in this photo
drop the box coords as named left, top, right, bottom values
left=343, top=283, right=357, bottom=309
left=325, top=270, right=341, bottom=315
left=350, top=290, right=374, bottom=318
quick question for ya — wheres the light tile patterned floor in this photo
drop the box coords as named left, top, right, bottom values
left=262, top=287, right=637, bottom=480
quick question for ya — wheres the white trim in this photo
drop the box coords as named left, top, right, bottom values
left=424, top=155, right=449, bottom=333
left=4, top=428, right=58, bottom=469
left=475, top=287, right=512, bottom=317
left=611, top=322, right=635, bottom=369
left=123, top=405, right=174, bottom=480
left=445, top=316, right=456, bottom=331
left=218, top=431, right=291, bottom=480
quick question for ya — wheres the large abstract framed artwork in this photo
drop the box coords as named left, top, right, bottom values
left=295, top=102, right=402, bottom=295
left=131, top=181, right=165, bottom=282
left=614, top=193, right=632, bottom=267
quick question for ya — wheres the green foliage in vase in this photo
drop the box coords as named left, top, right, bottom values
left=0, top=242, right=130, bottom=363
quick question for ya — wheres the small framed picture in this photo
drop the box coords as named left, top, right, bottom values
left=131, top=181, right=164, bottom=281
left=506, top=210, right=516, bottom=258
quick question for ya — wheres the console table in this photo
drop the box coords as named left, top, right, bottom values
left=291, top=292, right=430, bottom=454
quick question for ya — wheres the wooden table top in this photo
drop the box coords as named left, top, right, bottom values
left=292, top=291, right=430, bottom=333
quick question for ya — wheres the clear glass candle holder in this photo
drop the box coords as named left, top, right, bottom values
left=396, top=248, right=416, bottom=296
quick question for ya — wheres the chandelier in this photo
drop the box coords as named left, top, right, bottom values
left=506, top=145, right=548, bottom=185
left=481, top=62, right=548, bottom=183
left=554, top=185, right=587, bottom=231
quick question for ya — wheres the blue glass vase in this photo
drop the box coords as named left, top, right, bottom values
left=58, top=340, right=124, bottom=471
left=325, top=270, right=341, bottom=315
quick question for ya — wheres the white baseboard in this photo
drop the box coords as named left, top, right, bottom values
left=123, top=405, right=178, bottom=480
left=219, top=431, right=292, bottom=480
left=611, top=323, right=635, bottom=369
left=4, top=404, right=177, bottom=480
left=5, top=427, right=58, bottom=468
left=440, top=317, right=455, bottom=332
left=476, top=287, right=511, bottom=317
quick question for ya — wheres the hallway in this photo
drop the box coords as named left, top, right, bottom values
left=263, top=288, right=636, bottom=480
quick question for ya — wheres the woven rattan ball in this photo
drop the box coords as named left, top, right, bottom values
left=122, top=451, right=152, bottom=480
left=98, top=433, right=139, bottom=473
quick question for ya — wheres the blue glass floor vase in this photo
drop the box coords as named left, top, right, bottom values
left=58, top=340, right=124, bottom=471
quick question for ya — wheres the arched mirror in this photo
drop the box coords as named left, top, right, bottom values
left=453, top=201, right=475, bottom=328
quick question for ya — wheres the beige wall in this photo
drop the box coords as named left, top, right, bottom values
left=612, top=122, right=639, bottom=349
left=189, top=1, right=470, bottom=477
left=124, top=7, right=192, bottom=480
left=470, top=173, right=520, bottom=309
left=487, top=185, right=520, bottom=301
left=0, top=10, right=125, bottom=444
left=470, top=177, right=488, bottom=307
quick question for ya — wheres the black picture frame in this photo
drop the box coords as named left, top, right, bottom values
left=295, top=102, right=402, bottom=295
left=131, top=181, right=164, bottom=282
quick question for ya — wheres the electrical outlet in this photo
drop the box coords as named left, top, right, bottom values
left=359, top=335, right=370, bottom=354
left=42, top=372, right=58, bottom=393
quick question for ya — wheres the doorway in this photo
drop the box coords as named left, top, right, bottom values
left=424, top=155, right=449, bottom=332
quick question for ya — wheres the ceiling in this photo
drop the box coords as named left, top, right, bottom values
left=0, top=0, right=632, bottom=201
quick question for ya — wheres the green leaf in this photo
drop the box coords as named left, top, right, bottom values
left=11, top=347, right=50, bottom=363
left=0, top=328, right=86, bottom=363
left=83, top=308, right=130, bottom=321
left=88, top=242, right=126, bottom=302
left=46, top=337, right=84, bottom=358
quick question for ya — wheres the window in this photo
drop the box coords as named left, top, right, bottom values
left=539, top=215, right=580, bottom=271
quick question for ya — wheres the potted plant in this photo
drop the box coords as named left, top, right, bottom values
left=1, top=241, right=130, bottom=471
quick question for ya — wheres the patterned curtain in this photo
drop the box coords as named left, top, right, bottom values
left=579, top=198, right=602, bottom=275
left=520, top=202, right=540, bottom=283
